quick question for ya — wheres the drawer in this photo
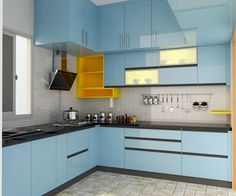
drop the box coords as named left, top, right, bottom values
left=182, top=155, right=228, bottom=181
left=67, top=130, right=89, bottom=155
left=125, top=149, right=181, bottom=175
left=182, top=131, right=228, bottom=155
left=125, top=139, right=181, bottom=152
left=125, top=128, right=181, bottom=140
left=67, top=150, right=89, bottom=180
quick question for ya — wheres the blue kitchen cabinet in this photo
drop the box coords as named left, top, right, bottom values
left=98, top=127, right=125, bottom=168
left=198, top=45, right=227, bottom=84
left=125, top=0, right=151, bottom=49
left=159, top=67, right=198, bottom=85
left=3, top=142, right=32, bottom=196
left=104, top=53, right=125, bottom=86
left=56, top=134, right=68, bottom=187
left=125, top=51, right=159, bottom=68
left=89, top=127, right=99, bottom=169
left=98, top=3, right=125, bottom=52
left=32, top=137, right=57, bottom=196
left=67, top=129, right=89, bottom=180
left=226, top=44, right=231, bottom=85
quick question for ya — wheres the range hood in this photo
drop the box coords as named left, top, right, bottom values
left=49, top=51, right=77, bottom=91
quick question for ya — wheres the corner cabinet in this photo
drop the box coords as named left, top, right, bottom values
left=77, top=55, right=120, bottom=98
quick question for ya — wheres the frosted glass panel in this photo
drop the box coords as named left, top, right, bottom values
left=16, top=35, right=31, bottom=115
left=125, top=69, right=159, bottom=85
left=160, top=48, right=197, bottom=66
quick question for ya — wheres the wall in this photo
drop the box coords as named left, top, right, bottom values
left=81, top=85, right=231, bottom=124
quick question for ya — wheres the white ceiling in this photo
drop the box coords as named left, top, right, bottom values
left=91, top=0, right=127, bottom=6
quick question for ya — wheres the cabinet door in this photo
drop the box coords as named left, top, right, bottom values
left=32, top=137, right=57, bottom=196
left=125, top=51, right=159, bottom=68
left=152, top=0, right=182, bottom=47
left=56, top=134, right=67, bottom=186
left=125, top=150, right=181, bottom=175
left=70, top=0, right=84, bottom=45
left=159, top=67, right=198, bottom=85
left=125, top=0, right=151, bottom=49
left=3, top=143, right=31, bottom=196
left=35, top=0, right=70, bottom=45
left=89, top=127, right=99, bottom=169
left=198, top=45, right=227, bottom=84
left=99, top=127, right=125, bottom=168
left=104, top=53, right=125, bottom=86
left=98, top=3, right=124, bottom=51
left=83, top=0, right=98, bottom=50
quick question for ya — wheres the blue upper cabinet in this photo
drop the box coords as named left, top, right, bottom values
left=198, top=45, right=227, bottom=84
left=98, top=127, right=125, bottom=168
left=32, top=137, right=57, bottom=196
left=104, top=53, right=125, bottom=86
left=3, top=142, right=32, bottom=196
left=35, top=0, right=70, bottom=45
left=98, top=3, right=125, bottom=52
left=124, top=0, right=151, bottom=49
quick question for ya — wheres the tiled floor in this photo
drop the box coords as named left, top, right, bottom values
left=57, top=171, right=236, bottom=196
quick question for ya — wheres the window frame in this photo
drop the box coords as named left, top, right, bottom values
left=3, top=29, right=33, bottom=119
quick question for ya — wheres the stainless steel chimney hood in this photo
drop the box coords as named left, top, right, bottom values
left=49, top=50, right=77, bottom=91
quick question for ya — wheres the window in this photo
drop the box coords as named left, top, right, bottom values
left=2, top=32, right=32, bottom=115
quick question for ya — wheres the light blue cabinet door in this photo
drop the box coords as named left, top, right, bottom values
left=228, top=132, right=232, bottom=181
left=125, top=0, right=151, bottom=49
left=67, top=151, right=89, bottom=180
left=89, top=127, right=99, bottom=169
left=152, top=0, right=183, bottom=47
left=35, top=0, right=70, bottom=45
left=104, top=53, right=125, bottom=86
left=99, top=127, right=125, bottom=168
left=125, top=51, right=159, bottom=68
left=125, top=150, right=181, bottom=175
left=3, top=143, right=31, bottom=196
left=32, top=137, right=57, bottom=196
left=182, top=155, right=228, bottom=181
left=56, top=134, right=67, bottom=187
left=182, top=131, right=228, bottom=156
left=159, top=67, right=198, bottom=85
left=198, top=45, right=227, bottom=84
left=70, top=0, right=84, bottom=45
left=83, top=0, right=98, bottom=50
left=98, top=3, right=124, bottom=52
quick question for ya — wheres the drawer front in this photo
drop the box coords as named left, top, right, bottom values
left=67, top=129, right=89, bottom=155
left=182, top=131, right=228, bottom=155
left=125, top=139, right=181, bottom=152
left=125, top=128, right=181, bottom=140
left=125, top=149, right=181, bottom=175
left=67, top=150, right=89, bottom=180
left=182, top=155, right=228, bottom=181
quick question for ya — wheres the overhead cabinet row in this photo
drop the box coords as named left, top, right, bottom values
left=104, top=44, right=230, bottom=86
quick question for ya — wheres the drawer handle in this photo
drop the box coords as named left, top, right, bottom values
left=125, top=147, right=181, bottom=155
left=182, top=152, right=228, bottom=159
left=125, top=136, right=181, bottom=143
left=67, top=149, right=88, bottom=159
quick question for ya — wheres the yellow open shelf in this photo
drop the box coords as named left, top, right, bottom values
left=77, top=54, right=120, bottom=99
left=210, top=110, right=231, bottom=115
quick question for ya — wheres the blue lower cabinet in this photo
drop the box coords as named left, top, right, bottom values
left=32, top=137, right=57, bottom=196
left=99, top=127, right=125, bottom=168
left=89, top=127, right=99, bottom=169
left=3, top=143, right=32, bottom=196
left=56, top=134, right=68, bottom=186
left=159, top=67, right=198, bottom=85
left=67, top=150, right=89, bottom=180
left=182, top=155, right=228, bottom=181
left=125, top=150, right=181, bottom=175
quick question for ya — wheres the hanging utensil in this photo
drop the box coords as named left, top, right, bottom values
left=185, top=94, right=190, bottom=113
left=170, top=95, right=174, bottom=112
left=176, top=94, right=180, bottom=109
left=161, top=94, right=165, bottom=112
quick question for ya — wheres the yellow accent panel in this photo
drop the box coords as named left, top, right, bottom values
left=125, top=69, right=159, bottom=85
left=160, top=47, right=197, bottom=66
left=211, top=110, right=231, bottom=115
left=77, top=54, right=120, bottom=99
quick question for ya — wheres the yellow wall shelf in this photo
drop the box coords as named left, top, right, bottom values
left=77, top=54, right=120, bottom=99
left=211, top=110, right=232, bottom=115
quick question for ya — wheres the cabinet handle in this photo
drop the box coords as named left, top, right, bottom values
left=126, top=34, right=129, bottom=48
left=155, top=32, right=158, bottom=46
left=81, top=30, right=84, bottom=45
left=120, top=35, right=123, bottom=49
left=153, top=31, right=157, bottom=46
left=85, top=31, right=88, bottom=46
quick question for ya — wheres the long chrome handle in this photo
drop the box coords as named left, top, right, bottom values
left=82, top=30, right=84, bottom=45
left=85, top=31, right=88, bottom=46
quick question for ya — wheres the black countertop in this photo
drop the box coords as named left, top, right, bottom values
left=3, top=121, right=231, bottom=147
